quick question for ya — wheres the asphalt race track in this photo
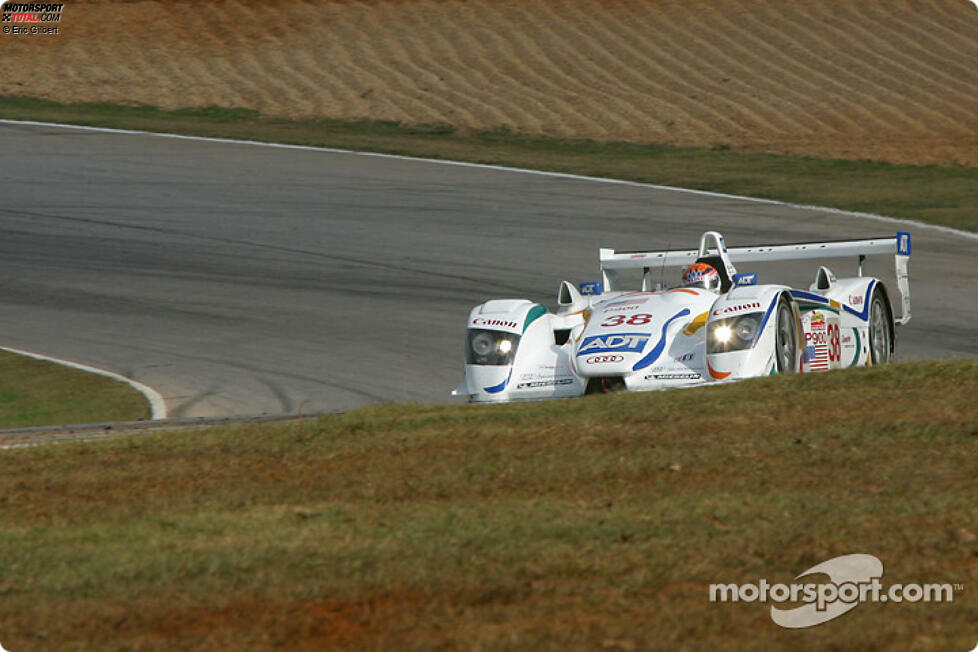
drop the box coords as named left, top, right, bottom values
left=2, top=122, right=975, bottom=418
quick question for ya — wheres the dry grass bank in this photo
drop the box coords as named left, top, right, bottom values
left=2, top=0, right=977, bottom=165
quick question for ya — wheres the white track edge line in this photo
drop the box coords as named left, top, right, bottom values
left=0, top=346, right=167, bottom=420
left=3, top=118, right=976, bottom=242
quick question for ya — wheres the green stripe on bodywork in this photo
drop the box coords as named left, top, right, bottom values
left=798, top=305, right=840, bottom=314
left=523, top=304, right=547, bottom=333
left=849, top=327, right=861, bottom=367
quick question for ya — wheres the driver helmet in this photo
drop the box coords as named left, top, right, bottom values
left=682, top=262, right=721, bottom=292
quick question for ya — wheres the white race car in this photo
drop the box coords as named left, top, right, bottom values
left=454, top=231, right=911, bottom=402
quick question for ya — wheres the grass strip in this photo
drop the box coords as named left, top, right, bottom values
left=0, top=360, right=975, bottom=649
left=0, top=350, right=150, bottom=428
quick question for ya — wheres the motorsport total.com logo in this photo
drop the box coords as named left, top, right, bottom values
left=710, top=554, right=960, bottom=629
left=1, top=2, right=63, bottom=34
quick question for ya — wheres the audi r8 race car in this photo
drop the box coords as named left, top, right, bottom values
left=453, top=231, right=911, bottom=402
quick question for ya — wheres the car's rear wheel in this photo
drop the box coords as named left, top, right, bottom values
left=868, top=287, right=893, bottom=365
left=775, top=297, right=797, bottom=373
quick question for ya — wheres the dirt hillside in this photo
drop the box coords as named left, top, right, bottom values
left=3, top=0, right=978, bottom=165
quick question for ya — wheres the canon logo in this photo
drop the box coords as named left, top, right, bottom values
left=713, top=302, right=762, bottom=316
left=472, top=318, right=518, bottom=329
left=585, top=355, right=624, bottom=364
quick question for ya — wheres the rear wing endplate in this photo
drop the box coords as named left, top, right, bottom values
left=599, top=231, right=911, bottom=325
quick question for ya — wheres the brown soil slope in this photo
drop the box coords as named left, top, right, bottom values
left=3, top=0, right=978, bottom=165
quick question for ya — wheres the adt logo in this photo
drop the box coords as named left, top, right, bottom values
left=579, top=281, right=603, bottom=296
left=577, top=333, right=649, bottom=356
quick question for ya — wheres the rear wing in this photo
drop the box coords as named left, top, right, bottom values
left=599, top=231, right=911, bottom=325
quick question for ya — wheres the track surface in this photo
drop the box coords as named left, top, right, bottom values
left=1, top=122, right=975, bottom=418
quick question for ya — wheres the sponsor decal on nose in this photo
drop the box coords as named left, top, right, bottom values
left=577, top=333, right=650, bottom=355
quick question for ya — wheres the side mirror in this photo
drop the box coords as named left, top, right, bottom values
left=812, top=266, right=836, bottom=291
left=558, top=281, right=593, bottom=315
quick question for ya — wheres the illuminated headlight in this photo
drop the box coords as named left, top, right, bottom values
left=714, top=325, right=733, bottom=343
left=466, top=329, right=521, bottom=366
left=708, top=312, right=765, bottom=353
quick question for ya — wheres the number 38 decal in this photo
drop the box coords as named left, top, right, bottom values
left=828, top=323, right=841, bottom=362
left=601, top=313, right=653, bottom=327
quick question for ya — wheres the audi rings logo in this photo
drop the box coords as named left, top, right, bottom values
left=586, top=355, right=624, bottom=364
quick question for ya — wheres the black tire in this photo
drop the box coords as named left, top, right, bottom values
left=868, top=286, right=894, bottom=365
left=775, top=297, right=797, bottom=373
left=585, top=376, right=626, bottom=394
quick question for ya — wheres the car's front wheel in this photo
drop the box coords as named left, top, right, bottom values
left=775, top=297, right=797, bottom=373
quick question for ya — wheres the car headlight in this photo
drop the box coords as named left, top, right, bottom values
left=472, top=332, right=495, bottom=357
left=735, top=316, right=759, bottom=342
left=466, top=329, right=521, bottom=365
left=713, top=325, right=734, bottom=343
left=708, top=312, right=764, bottom=353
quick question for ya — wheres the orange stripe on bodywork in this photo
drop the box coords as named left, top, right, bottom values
left=574, top=309, right=593, bottom=342
left=797, top=309, right=805, bottom=372
left=669, top=288, right=700, bottom=296
left=682, top=311, right=709, bottom=336
left=707, top=359, right=732, bottom=380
